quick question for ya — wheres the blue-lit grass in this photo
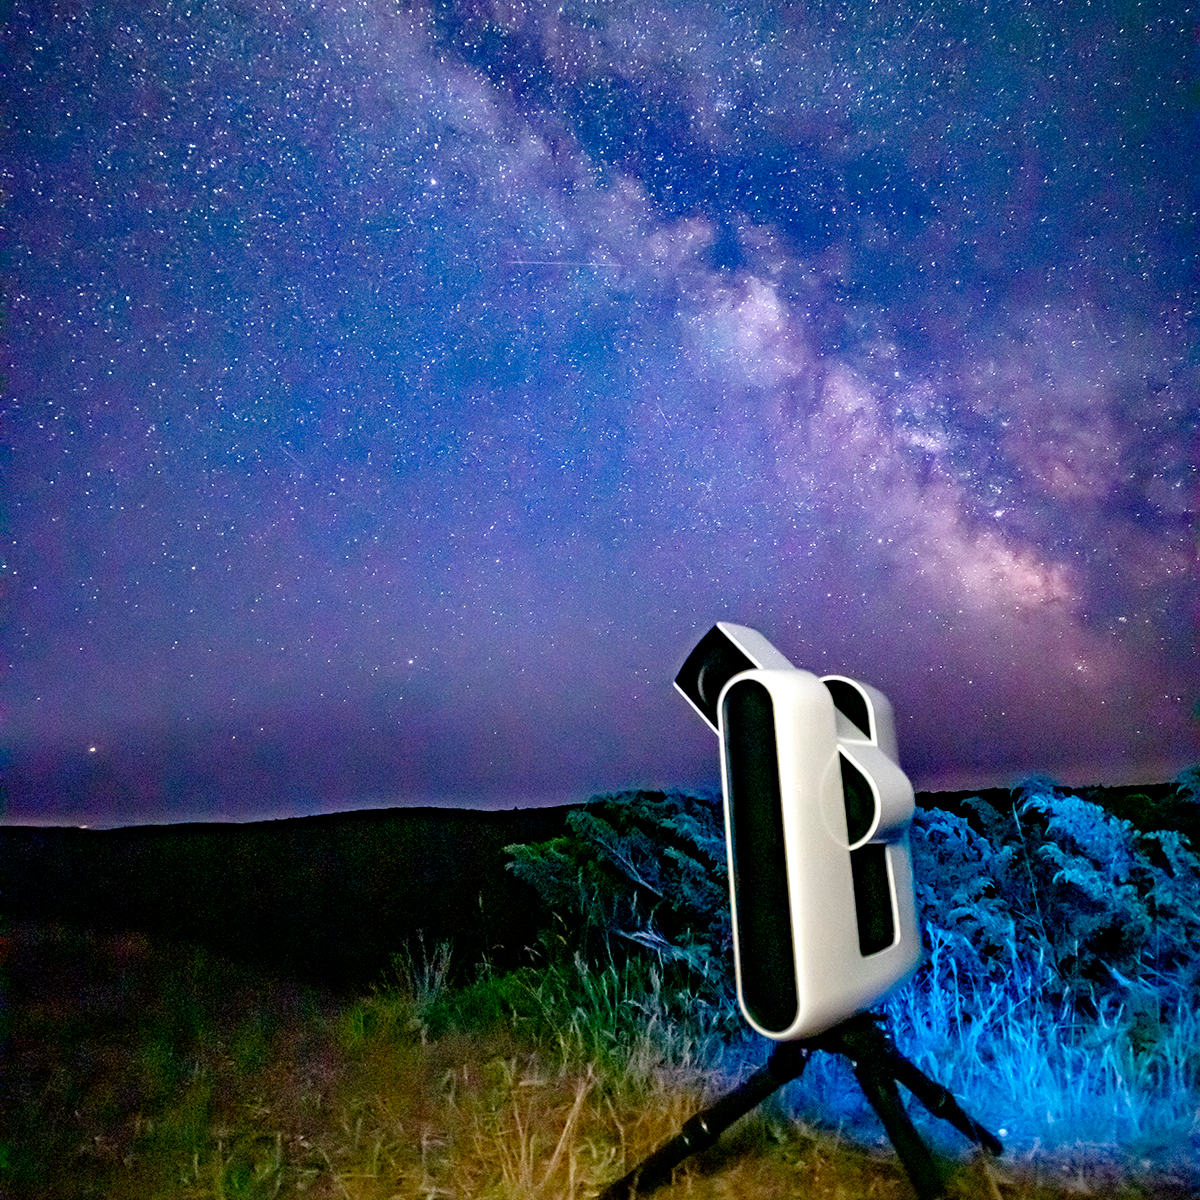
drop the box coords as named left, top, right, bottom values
left=911, top=936, right=1199, bottom=1166
left=776, top=927, right=1200, bottom=1188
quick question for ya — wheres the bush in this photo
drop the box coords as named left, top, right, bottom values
left=506, top=790, right=737, bottom=1026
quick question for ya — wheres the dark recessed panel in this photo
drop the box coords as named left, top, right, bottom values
left=824, top=678, right=871, bottom=739
left=722, top=679, right=798, bottom=1033
left=839, top=751, right=877, bottom=845
left=850, top=843, right=895, bottom=956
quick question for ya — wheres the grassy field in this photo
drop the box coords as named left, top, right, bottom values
left=3, top=920, right=1197, bottom=1200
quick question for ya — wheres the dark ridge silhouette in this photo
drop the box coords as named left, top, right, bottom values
left=0, top=805, right=572, bottom=993
left=2, top=783, right=1192, bottom=995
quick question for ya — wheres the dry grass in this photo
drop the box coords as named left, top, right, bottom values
left=2, top=923, right=1196, bottom=1200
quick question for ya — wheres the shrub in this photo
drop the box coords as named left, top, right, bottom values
left=506, top=790, right=737, bottom=1026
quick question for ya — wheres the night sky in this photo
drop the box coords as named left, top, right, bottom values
left=5, top=0, right=1197, bottom=826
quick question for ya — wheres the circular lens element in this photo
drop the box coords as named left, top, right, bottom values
left=839, top=751, right=879, bottom=848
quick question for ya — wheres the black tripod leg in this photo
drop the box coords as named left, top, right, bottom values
left=598, top=1041, right=810, bottom=1200
left=829, top=1013, right=1002, bottom=1159
left=885, top=1053, right=1003, bottom=1157
left=852, top=1062, right=947, bottom=1200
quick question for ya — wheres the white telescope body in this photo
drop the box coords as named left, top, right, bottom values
left=675, top=623, right=921, bottom=1041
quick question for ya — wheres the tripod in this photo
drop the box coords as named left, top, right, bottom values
left=599, top=1011, right=1002, bottom=1200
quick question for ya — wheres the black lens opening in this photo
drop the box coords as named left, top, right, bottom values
left=677, top=627, right=756, bottom=729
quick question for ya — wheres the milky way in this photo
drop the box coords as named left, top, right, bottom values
left=5, top=0, right=1197, bottom=824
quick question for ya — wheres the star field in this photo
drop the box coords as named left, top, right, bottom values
left=4, top=0, right=1197, bottom=824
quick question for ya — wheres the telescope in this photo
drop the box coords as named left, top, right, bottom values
left=674, top=621, right=921, bottom=1038
left=600, top=624, right=1001, bottom=1200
